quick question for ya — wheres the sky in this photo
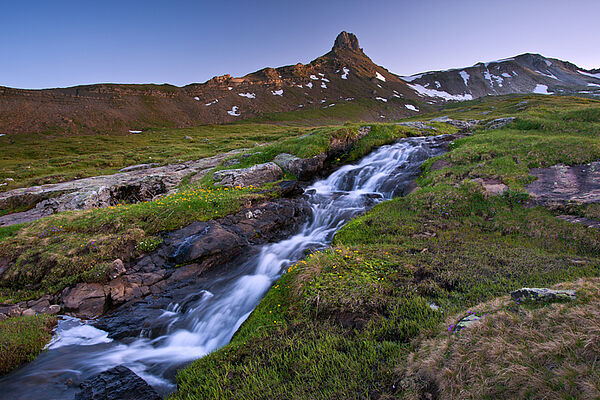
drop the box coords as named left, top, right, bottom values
left=2, top=0, right=599, bottom=89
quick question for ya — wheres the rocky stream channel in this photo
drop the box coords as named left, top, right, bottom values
left=0, top=133, right=460, bottom=399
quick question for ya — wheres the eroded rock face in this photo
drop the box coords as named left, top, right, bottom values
left=0, top=149, right=245, bottom=227
left=526, top=162, right=600, bottom=208
left=75, top=365, right=161, bottom=400
left=212, top=162, right=283, bottom=187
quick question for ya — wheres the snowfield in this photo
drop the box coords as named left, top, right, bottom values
left=375, top=72, right=386, bottom=81
left=533, top=84, right=550, bottom=94
left=405, top=104, right=419, bottom=111
left=459, top=70, right=470, bottom=87
left=238, top=93, right=256, bottom=99
left=271, top=89, right=284, bottom=96
left=408, top=83, right=473, bottom=101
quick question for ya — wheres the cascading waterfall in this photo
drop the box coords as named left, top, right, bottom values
left=0, top=134, right=452, bottom=399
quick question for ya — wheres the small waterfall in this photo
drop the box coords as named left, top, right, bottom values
left=0, top=135, right=451, bottom=399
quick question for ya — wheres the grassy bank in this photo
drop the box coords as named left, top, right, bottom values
left=172, top=95, right=600, bottom=399
left=0, top=315, right=57, bottom=375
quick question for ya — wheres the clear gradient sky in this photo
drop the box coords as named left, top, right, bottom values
left=2, top=0, right=599, bottom=89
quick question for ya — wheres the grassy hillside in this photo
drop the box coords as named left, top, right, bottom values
left=171, top=95, right=600, bottom=399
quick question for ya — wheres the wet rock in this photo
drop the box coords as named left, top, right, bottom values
left=62, top=283, right=106, bottom=318
left=526, top=162, right=600, bottom=208
left=75, top=365, right=160, bottom=400
left=473, top=178, right=507, bottom=196
left=212, top=162, right=283, bottom=187
left=275, top=180, right=304, bottom=197
left=108, top=259, right=126, bottom=280
left=511, top=288, right=576, bottom=302
left=274, top=153, right=326, bottom=181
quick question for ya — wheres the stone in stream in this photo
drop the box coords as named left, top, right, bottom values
left=75, top=365, right=160, bottom=400
left=273, top=153, right=326, bottom=181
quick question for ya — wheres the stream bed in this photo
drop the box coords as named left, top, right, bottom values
left=0, top=134, right=455, bottom=399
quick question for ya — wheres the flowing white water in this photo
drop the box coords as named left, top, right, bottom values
left=0, top=135, right=451, bottom=399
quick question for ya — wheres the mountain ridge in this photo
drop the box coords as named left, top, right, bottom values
left=1, top=31, right=599, bottom=135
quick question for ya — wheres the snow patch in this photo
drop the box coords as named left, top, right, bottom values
left=228, top=106, right=241, bottom=116
left=310, top=75, right=319, bottom=80
left=533, top=84, right=550, bottom=94
left=0, top=134, right=4, bottom=137
left=271, top=89, right=283, bottom=96
left=205, top=99, right=219, bottom=106
left=435, top=81, right=441, bottom=89
left=408, top=83, right=473, bottom=101
left=375, top=97, right=388, bottom=102
left=459, top=70, right=470, bottom=87
left=578, top=70, right=600, bottom=79
left=193, top=96, right=200, bottom=101
left=321, top=77, right=330, bottom=82
left=544, top=59, right=552, bottom=67
left=588, top=83, right=600, bottom=87
left=306, top=82, right=313, bottom=89
left=321, top=82, right=327, bottom=88
left=128, top=130, right=142, bottom=134
left=393, top=94, right=402, bottom=98
left=400, top=73, right=424, bottom=82
left=341, top=67, right=349, bottom=79
left=375, top=72, right=386, bottom=82
left=405, top=104, right=419, bottom=112
left=501, top=73, right=512, bottom=78
left=227, top=87, right=233, bottom=90
left=238, top=92, right=255, bottom=99
left=536, top=71, right=559, bottom=80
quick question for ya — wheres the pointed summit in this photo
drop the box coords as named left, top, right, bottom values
left=333, top=31, right=361, bottom=52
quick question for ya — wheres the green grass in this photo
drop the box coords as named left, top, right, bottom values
left=171, top=94, right=600, bottom=399
left=0, top=123, right=309, bottom=194
left=0, top=314, right=56, bottom=375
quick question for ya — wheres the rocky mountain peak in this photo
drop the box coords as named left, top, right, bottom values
left=333, top=31, right=361, bottom=52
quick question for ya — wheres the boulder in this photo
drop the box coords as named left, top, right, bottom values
left=274, top=153, right=326, bottom=181
left=22, top=308, right=36, bottom=316
left=62, top=283, right=106, bottom=318
left=455, top=313, right=481, bottom=331
left=47, top=304, right=61, bottom=314
left=212, top=162, right=283, bottom=187
left=75, top=365, right=160, bottom=400
left=511, top=288, right=576, bottom=302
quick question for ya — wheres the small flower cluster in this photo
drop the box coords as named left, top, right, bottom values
left=39, top=225, right=64, bottom=238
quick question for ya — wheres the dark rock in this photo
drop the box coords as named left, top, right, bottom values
left=332, top=31, right=361, bottom=52
left=511, top=287, right=576, bottom=302
left=275, top=180, right=304, bottom=197
left=526, top=162, right=600, bottom=208
left=75, top=365, right=160, bottom=400
left=556, top=215, right=600, bottom=229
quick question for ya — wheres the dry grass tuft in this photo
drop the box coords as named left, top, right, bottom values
left=400, top=278, right=600, bottom=400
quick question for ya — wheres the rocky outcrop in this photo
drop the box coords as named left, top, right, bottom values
left=511, top=288, right=576, bottom=302
left=332, top=31, right=361, bottom=52
left=75, top=365, right=160, bottom=400
left=212, top=162, right=283, bottom=187
left=526, top=162, right=600, bottom=208
left=473, top=178, right=507, bottom=196
left=55, top=196, right=309, bottom=318
left=273, top=153, right=327, bottom=181
left=0, top=150, right=244, bottom=227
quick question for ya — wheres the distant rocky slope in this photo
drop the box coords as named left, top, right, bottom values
left=1, top=32, right=599, bottom=135
left=400, top=53, right=600, bottom=100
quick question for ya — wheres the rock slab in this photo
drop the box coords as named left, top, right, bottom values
left=75, top=365, right=160, bottom=400
left=511, top=287, right=576, bottom=302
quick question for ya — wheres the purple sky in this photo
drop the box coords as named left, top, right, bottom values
left=2, top=0, right=599, bottom=89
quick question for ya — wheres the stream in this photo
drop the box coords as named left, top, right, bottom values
left=0, top=134, right=455, bottom=399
